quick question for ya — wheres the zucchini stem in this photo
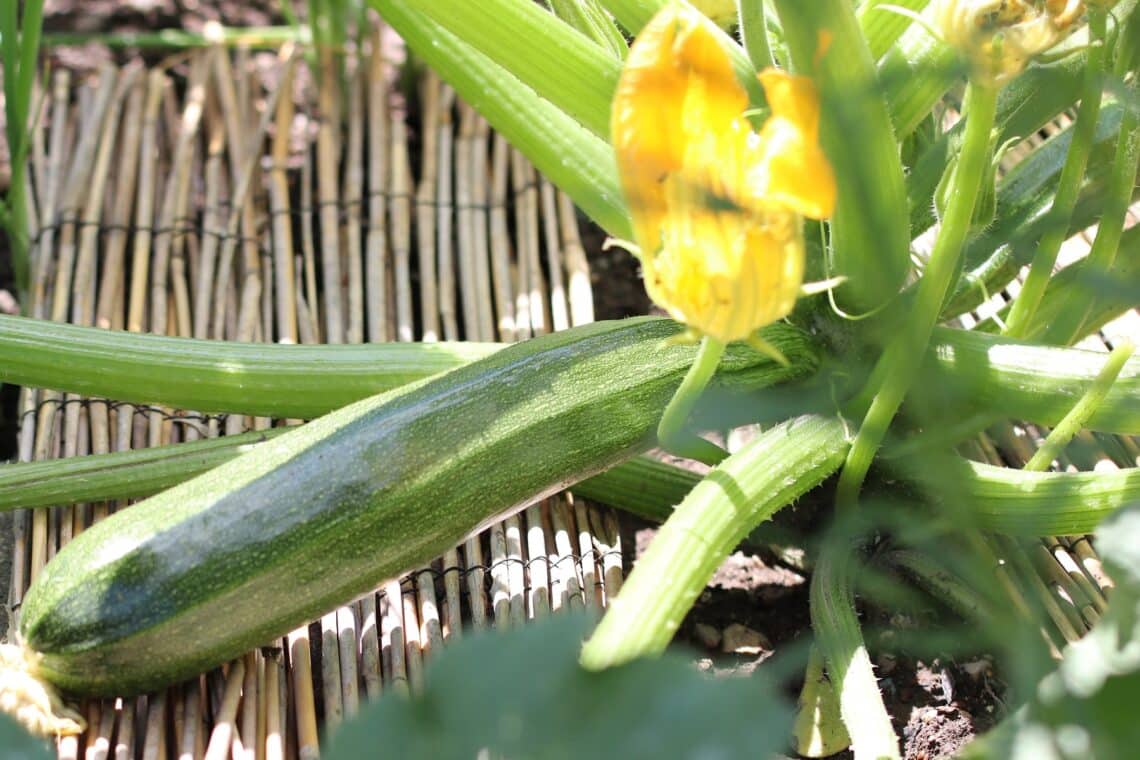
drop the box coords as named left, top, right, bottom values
left=736, top=0, right=775, bottom=69
left=836, top=81, right=999, bottom=508
left=1024, top=340, right=1135, bottom=472
left=1044, top=67, right=1140, bottom=344
left=811, top=547, right=902, bottom=759
left=581, top=415, right=849, bottom=669
left=1002, top=7, right=1107, bottom=338
left=657, top=335, right=729, bottom=466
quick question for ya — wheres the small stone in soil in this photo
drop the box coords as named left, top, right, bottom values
left=721, top=623, right=770, bottom=655
left=693, top=622, right=722, bottom=650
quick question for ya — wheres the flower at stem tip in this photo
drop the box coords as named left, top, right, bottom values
left=611, top=4, right=836, bottom=354
left=933, top=0, right=1088, bottom=87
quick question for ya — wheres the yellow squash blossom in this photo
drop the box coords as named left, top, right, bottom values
left=612, top=4, right=836, bottom=346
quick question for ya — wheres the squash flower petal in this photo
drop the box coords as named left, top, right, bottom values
left=612, top=5, right=836, bottom=345
left=754, top=69, right=836, bottom=220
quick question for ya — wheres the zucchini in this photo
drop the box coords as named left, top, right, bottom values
left=17, top=317, right=815, bottom=696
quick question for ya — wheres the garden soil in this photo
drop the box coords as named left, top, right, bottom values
left=0, top=3, right=1002, bottom=756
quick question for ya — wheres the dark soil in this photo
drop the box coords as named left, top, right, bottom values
left=629, top=521, right=1001, bottom=759
left=5, top=4, right=1003, bottom=757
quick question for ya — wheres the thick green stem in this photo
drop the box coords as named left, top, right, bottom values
left=18, top=424, right=1135, bottom=539
left=0, top=430, right=696, bottom=514
left=581, top=415, right=849, bottom=669
left=878, top=15, right=957, bottom=137
left=881, top=549, right=989, bottom=622
left=811, top=547, right=901, bottom=759
left=837, top=83, right=999, bottom=508
left=548, top=0, right=628, bottom=58
left=1, top=0, right=43, bottom=298
left=906, top=456, right=1140, bottom=536
left=924, top=327, right=1140, bottom=435
left=736, top=0, right=773, bottom=69
left=656, top=336, right=728, bottom=466
left=793, top=644, right=851, bottom=757
left=0, top=313, right=499, bottom=418
left=773, top=0, right=912, bottom=313
left=401, top=0, right=619, bottom=138
left=1044, top=78, right=1140, bottom=344
left=1023, top=341, right=1135, bottom=472
left=9, top=314, right=1140, bottom=436
left=0, top=428, right=290, bottom=511
left=2, top=317, right=818, bottom=420
left=574, top=455, right=699, bottom=521
left=1003, top=8, right=1107, bottom=338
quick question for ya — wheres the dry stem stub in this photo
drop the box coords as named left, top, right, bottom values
left=0, top=642, right=85, bottom=738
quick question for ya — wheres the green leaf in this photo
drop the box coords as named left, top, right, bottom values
left=400, top=0, right=620, bottom=138
left=372, top=0, right=631, bottom=238
left=0, top=713, right=53, bottom=760
left=323, top=614, right=793, bottom=759
left=964, top=502, right=1140, bottom=759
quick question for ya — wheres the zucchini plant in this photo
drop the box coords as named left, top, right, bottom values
left=1, top=0, right=1139, bottom=757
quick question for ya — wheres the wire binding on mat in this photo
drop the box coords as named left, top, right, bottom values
left=20, top=397, right=231, bottom=430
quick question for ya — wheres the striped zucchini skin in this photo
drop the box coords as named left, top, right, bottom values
left=19, top=317, right=815, bottom=696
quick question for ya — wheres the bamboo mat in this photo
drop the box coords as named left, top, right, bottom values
left=4, top=15, right=1138, bottom=760
left=7, top=18, right=622, bottom=759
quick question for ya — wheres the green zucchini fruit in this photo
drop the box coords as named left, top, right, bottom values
left=17, top=317, right=815, bottom=696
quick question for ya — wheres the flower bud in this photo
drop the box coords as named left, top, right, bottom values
left=933, top=0, right=1086, bottom=86
left=934, top=131, right=1000, bottom=232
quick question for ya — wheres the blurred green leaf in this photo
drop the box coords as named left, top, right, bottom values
left=401, top=0, right=619, bottom=138
left=966, top=502, right=1140, bottom=759
left=324, top=613, right=793, bottom=760
left=0, top=713, right=53, bottom=760
left=857, top=0, right=929, bottom=60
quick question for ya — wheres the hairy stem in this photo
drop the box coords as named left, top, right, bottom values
left=837, top=82, right=999, bottom=508
left=1002, top=7, right=1107, bottom=337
